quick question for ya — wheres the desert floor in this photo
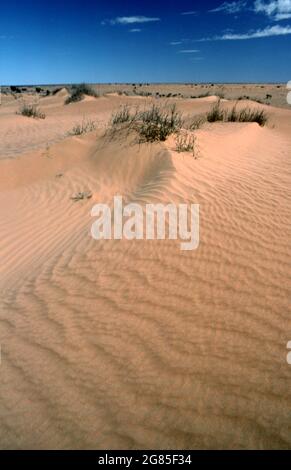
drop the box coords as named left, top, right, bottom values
left=0, top=85, right=291, bottom=449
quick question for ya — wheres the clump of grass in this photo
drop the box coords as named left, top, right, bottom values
left=110, top=105, right=138, bottom=126
left=226, top=105, right=239, bottom=122
left=138, top=104, right=182, bottom=142
left=18, top=102, right=45, bottom=119
left=206, top=100, right=224, bottom=122
left=71, top=191, right=92, bottom=202
left=68, top=118, right=97, bottom=136
left=189, top=115, right=206, bottom=130
left=175, top=131, right=197, bottom=158
left=65, top=83, right=98, bottom=104
left=206, top=100, right=268, bottom=126
left=109, top=103, right=183, bottom=142
left=226, top=106, right=268, bottom=126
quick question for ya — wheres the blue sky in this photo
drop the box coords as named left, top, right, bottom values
left=1, top=0, right=291, bottom=84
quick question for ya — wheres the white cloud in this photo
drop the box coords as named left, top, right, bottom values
left=276, top=12, right=291, bottom=18
left=254, top=0, right=291, bottom=20
left=179, top=49, right=200, bottom=53
left=107, top=16, right=160, bottom=25
left=199, top=24, right=291, bottom=39
left=130, top=28, right=142, bottom=32
left=170, top=41, right=183, bottom=45
left=209, top=0, right=247, bottom=13
left=181, top=11, right=197, bottom=15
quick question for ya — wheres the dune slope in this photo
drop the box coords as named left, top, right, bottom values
left=0, top=96, right=291, bottom=449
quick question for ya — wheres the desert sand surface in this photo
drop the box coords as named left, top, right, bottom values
left=0, top=87, right=291, bottom=449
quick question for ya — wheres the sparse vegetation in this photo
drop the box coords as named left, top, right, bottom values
left=206, top=100, right=268, bottom=126
left=67, top=118, right=97, bottom=135
left=132, top=88, right=152, bottom=97
left=109, top=103, right=183, bottom=142
left=175, top=131, right=197, bottom=158
left=65, top=83, right=99, bottom=104
left=207, top=100, right=224, bottom=122
left=18, top=102, right=45, bottom=119
left=110, top=105, right=138, bottom=126
left=189, top=115, right=206, bottom=130
left=138, top=104, right=183, bottom=142
left=71, top=191, right=92, bottom=202
left=226, top=106, right=268, bottom=126
left=236, top=96, right=267, bottom=104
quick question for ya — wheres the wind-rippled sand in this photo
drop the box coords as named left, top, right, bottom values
left=0, top=90, right=291, bottom=449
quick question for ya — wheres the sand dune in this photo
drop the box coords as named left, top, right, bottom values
left=0, top=91, right=291, bottom=449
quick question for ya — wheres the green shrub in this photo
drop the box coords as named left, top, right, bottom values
left=228, top=107, right=268, bottom=126
left=109, top=103, right=183, bottom=142
left=138, top=104, right=182, bottom=142
left=207, top=101, right=268, bottom=126
left=206, top=100, right=224, bottom=122
left=10, top=86, right=21, bottom=93
left=65, top=83, right=98, bottom=104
